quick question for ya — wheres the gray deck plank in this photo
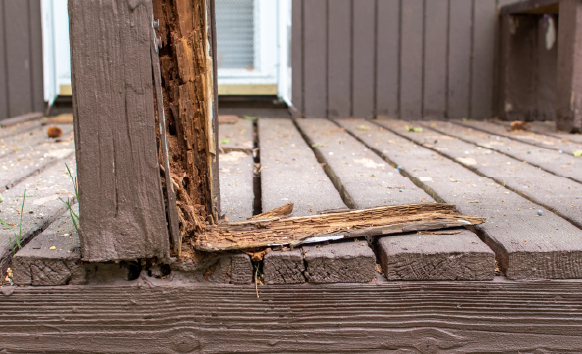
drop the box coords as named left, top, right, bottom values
left=0, top=155, right=77, bottom=273
left=340, top=118, right=582, bottom=280
left=218, top=119, right=254, bottom=221
left=0, top=124, right=74, bottom=159
left=258, top=118, right=346, bottom=216
left=0, top=120, right=43, bottom=139
left=11, top=205, right=83, bottom=286
left=427, top=120, right=582, bottom=183
left=527, top=121, right=582, bottom=144
left=295, top=118, right=430, bottom=208
left=0, top=129, right=75, bottom=190
left=297, top=118, right=494, bottom=281
left=458, top=119, right=582, bottom=154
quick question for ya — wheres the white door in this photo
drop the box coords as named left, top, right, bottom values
left=215, top=0, right=292, bottom=105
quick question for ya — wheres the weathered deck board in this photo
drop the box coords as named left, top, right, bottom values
left=1, top=281, right=582, bottom=353
left=458, top=119, right=582, bottom=155
left=341, top=118, right=582, bottom=280
left=0, top=124, right=73, bottom=158
left=0, top=156, right=77, bottom=274
left=410, top=121, right=582, bottom=229
left=258, top=118, right=346, bottom=216
left=295, top=118, right=495, bottom=281
left=0, top=130, right=75, bottom=190
left=218, top=119, right=254, bottom=221
left=526, top=120, right=582, bottom=144
left=11, top=205, right=84, bottom=286
left=69, top=0, right=169, bottom=261
left=0, top=119, right=42, bottom=138
left=296, top=118, right=430, bottom=208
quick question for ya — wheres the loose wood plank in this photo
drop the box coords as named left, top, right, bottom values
left=196, top=203, right=484, bottom=252
left=2, top=281, right=582, bottom=353
left=352, top=0, right=376, bottom=118
left=428, top=120, right=582, bottom=184
left=303, top=1, right=327, bottom=117
left=327, top=0, right=351, bottom=118
left=447, top=0, right=472, bottom=118
left=376, top=0, right=400, bottom=118
left=69, top=0, right=169, bottom=261
left=258, top=118, right=346, bottom=216
left=423, top=0, right=448, bottom=119
left=219, top=119, right=254, bottom=221
left=400, top=0, right=424, bottom=118
left=0, top=156, right=77, bottom=274
left=0, top=130, right=75, bottom=190
left=343, top=118, right=582, bottom=280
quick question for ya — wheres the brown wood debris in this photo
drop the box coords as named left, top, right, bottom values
left=247, top=203, right=294, bottom=220
left=153, top=0, right=218, bottom=248
left=195, top=203, right=486, bottom=252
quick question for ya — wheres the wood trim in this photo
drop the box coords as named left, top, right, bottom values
left=218, top=84, right=278, bottom=95
left=1, top=280, right=582, bottom=353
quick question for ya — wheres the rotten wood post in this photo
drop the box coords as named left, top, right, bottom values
left=557, top=0, right=582, bottom=133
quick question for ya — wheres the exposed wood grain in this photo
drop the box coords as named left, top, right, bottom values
left=327, top=0, right=351, bottom=118
left=471, top=0, right=496, bottom=119
left=2, top=280, right=582, bottom=353
left=248, top=203, right=293, bottom=220
left=447, top=0, right=472, bottom=118
left=3, top=0, right=32, bottom=118
left=375, top=0, right=400, bottom=118
left=557, top=0, right=582, bottom=133
left=352, top=0, right=376, bottom=118
left=400, top=0, right=423, bottom=118
left=69, top=0, right=169, bottom=261
left=423, top=0, right=448, bottom=119
left=195, top=203, right=485, bottom=252
left=303, top=0, right=327, bottom=117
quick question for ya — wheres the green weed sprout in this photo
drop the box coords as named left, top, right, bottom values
left=59, top=163, right=80, bottom=232
left=0, top=188, right=26, bottom=253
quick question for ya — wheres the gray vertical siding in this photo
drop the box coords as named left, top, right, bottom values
left=0, top=0, right=44, bottom=121
left=292, top=0, right=506, bottom=119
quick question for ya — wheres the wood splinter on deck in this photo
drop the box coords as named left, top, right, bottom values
left=195, top=203, right=486, bottom=252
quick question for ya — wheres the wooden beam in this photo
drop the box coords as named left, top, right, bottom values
left=69, top=0, right=170, bottom=261
left=1, top=281, right=582, bottom=353
left=557, top=0, right=582, bottom=133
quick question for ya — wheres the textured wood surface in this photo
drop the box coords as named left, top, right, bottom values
left=69, top=0, right=169, bottom=261
left=196, top=203, right=485, bottom=252
left=423, top=0, right=448, bottom=119
left=342, top=118, right=582, bottom=280
left=400, top=0, right=423, bottom=119
left=0, top=156, right=76, bottom=274
left=258, top=118, right=345, bottom=216
left=1, top=281, right=582, bottom=353
left=557, top=0, right=582, bottom=133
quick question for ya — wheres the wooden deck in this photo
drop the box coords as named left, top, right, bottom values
left=1, top=116, right=582, bottom=352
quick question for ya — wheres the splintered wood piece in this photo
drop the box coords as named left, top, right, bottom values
left=195, top=203, right=485, bottom=252
left=247, top=203, right=294, bottom=220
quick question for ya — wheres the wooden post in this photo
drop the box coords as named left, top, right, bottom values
left=557, top=0, right=582, bottom=133
left=69, top=0, right=170, bottom=261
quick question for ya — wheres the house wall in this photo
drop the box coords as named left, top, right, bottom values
left=0, top=0, right=44, bottom=121
left=291, top=0, right=516, bottom=119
